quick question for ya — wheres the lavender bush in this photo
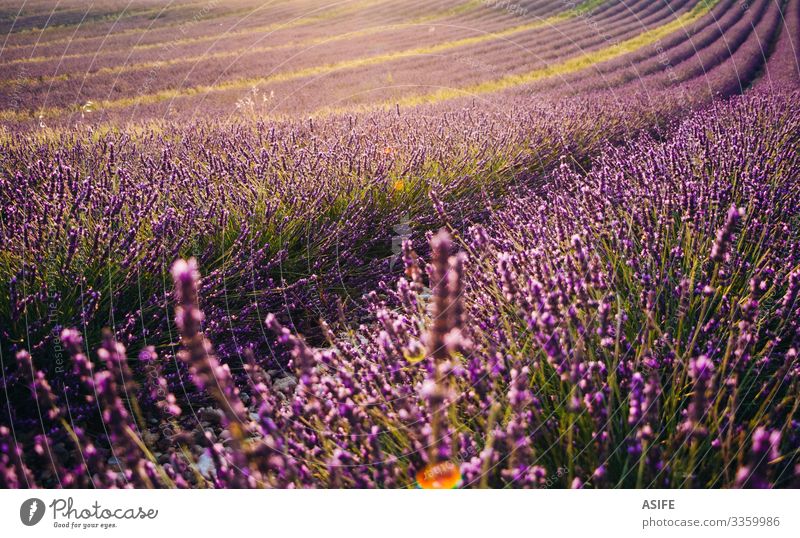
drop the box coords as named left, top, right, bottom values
left=1, top=0, right=799, bottom=488
left=2, top=86, right=798, bottom=488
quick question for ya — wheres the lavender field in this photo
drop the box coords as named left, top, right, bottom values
left=1, top=0, right=799, bottom=489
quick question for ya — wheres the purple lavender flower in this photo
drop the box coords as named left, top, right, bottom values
left=710, top=205, right=744, bottom=263
left=735, top=428, right=781, bottom=488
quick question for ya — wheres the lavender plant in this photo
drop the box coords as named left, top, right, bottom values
left=2, top=85, right=798, bottom=488
left=1, top=0, right=799, bottom=489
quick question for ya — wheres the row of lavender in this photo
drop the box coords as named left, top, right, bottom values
left=2, top=85, right=798, bottom=488
left=0, top=0, right=685, bottom=115
left=125, top=0, right=788, bottom=127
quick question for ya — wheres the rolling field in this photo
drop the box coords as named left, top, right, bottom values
left=1, top=0, right=799, bottom=489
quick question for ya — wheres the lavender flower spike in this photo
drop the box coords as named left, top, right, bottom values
left=710, top=205, right=744, bottom=263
